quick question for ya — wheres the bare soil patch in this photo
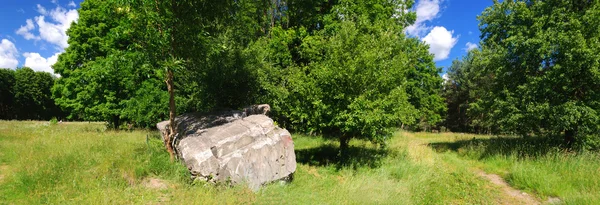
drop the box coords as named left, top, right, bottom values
left=476, top=170, right=540, bottom=205
left=142, top=178, right=169, bottom=190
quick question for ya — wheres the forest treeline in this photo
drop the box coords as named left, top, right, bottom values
left=0, top=68, right=65, bottom=120
left=1, top=0, right=599, bottom=150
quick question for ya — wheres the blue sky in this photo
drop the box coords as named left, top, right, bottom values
left=407, top=0, right=493, bottom=72
left=0, top=0, right=492, bottom=74
left=0, top=0, right=81, bottom=73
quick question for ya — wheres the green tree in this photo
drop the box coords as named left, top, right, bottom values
left=478, top=0, right=600, bottom=149
left=121, top=0, right=240, bottom=158
left=53, top=0, right=167, bottom=128
left=404, top=38, right=447, bottom=131
left=250, top=0, right=443, bottom=155
left=443, top=49, right=495, bottom=133
left=13, top=68, right=59, bottom=120
left=0, top=68, right=15, bottom=119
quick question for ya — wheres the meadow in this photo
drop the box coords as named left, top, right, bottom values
left=0, top=121, right=598, bottom=204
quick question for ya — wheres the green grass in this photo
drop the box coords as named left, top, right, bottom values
left=422, top=132, right=600, bottom=205
left=3, top=121, right=595, bottom=204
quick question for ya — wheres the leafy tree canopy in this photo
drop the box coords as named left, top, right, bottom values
left=474, top=0, right=600, bottom=149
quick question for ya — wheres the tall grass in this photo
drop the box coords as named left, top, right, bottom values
left=424, top=132, right=600, bottom=204
left=0, top=121, right=515, bottom=204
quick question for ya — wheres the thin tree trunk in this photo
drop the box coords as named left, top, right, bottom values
left=270, top=0, right=275, bottom=28
left=166, top=69, right=176, bottom=160
left=564, top=129, right=576, bottom=147
left=339, top=135, right=350, bottom=162
left=112, top=115, right=120, bottom=130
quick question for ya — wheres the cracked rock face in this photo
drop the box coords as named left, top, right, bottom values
left=157, top=109, right=296, bottom=190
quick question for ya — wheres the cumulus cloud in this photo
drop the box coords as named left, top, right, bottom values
left=23, top=52, right=60, bottom=73
left=404, top=1, right=459, bottom=61
left=465, top=42, right=478, bottom=51
left=16, top=4, right=78, bottom=50
left=16, top=19, right=39, bottom=40
left=0, top=39, right=19, bottom=69
left=442, top=73, right=449, bottom=83
left=422, top=26, right=458, bottom=61
left=405, top=0, right=442, bottom=37
left=13, top=4, right=78, bottom=74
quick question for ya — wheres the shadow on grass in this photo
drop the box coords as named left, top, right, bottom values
left=429, top=135, right=566, bottom=159
left=295, top=144, right=390, bottom=170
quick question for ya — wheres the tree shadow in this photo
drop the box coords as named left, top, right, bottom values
left=295, top=144, right=391, bottom=170
left=429, top=135, right=567, bottom=160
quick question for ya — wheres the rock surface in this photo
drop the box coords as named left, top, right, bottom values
left=156, top=105, right=296, bottom=190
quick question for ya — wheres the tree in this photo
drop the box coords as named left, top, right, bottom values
left=248, top=0, right=445, bottom=155
left=236, top=0, right=448, bottom=156
left=443, top=49, right=495, bottom=133
left=478, top=0, right=600, bottom=149
left=404, top=37, right=447, bottom=131
left=11, top=68, right=61, bottom=120
left=121, top=0, right=238, bottom=159
left=1, top=68, right=63, bottom=120
left=51, top=0, right=447, bottom=159
left=0, top=69, right=15, bottom=119
left=53, top=0, right=168, bottom=128
left=54, top=0, right=136, bottom=128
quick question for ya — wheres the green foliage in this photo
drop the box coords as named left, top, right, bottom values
left=443, top=49, right=495, bottom=133
left=0, top=68, right=15, bottom=119
left=52, top=0, right=446, bottom=148
left=49, top=117, right=58, bottom=125
left=53, top=0, right=168, bottom=128
left=121, top=79, right=169, bottom=128
left=444, top=0, right=600, bottom=149
left=283, top=19, right=420, bottom=145
left=0, top=67, right=63, bottom=120
left=247, top=0, right=444, bottom=149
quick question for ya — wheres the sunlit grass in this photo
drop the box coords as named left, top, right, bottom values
left=0, top=121, right=516, bottom=204
left=421, top=132, right=600, bottom=204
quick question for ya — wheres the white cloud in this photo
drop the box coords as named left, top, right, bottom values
left=16, top=19, right=39, bottom=40
left=465, top=42, right=478, bottom=51
left=17, top=9, right=25, bottom=14
left=16, top=4, right=78, bottom=50
left=23, top=52, right=60, bottom=73
left=405, top=0, right=442, bottom=37
left=68, top=1, right=77, bottom=7
left=422, top=26, right=458, bottom=61
left=0, top=39, right=19, bottom=69
left=13, top=4, right=77, bottom=73
left=36, top=4, right=48, bottom=15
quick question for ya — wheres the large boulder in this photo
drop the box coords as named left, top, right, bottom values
left=156, top=105, right=296, bottom=190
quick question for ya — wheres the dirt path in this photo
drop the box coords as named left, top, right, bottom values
left=404, top=132, right=559, bottom=204
left=475, top=170, right=540, bottom=205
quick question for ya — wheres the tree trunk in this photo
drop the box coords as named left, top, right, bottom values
left=270, top=0, right=275, bottom=29
left=564, top=129, right=576, bottom=147
left=339, top=135, right=350, bottom=162
left=112, top=115, right=120, bottom=130
left=166, top=69, right=177, bottom=160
